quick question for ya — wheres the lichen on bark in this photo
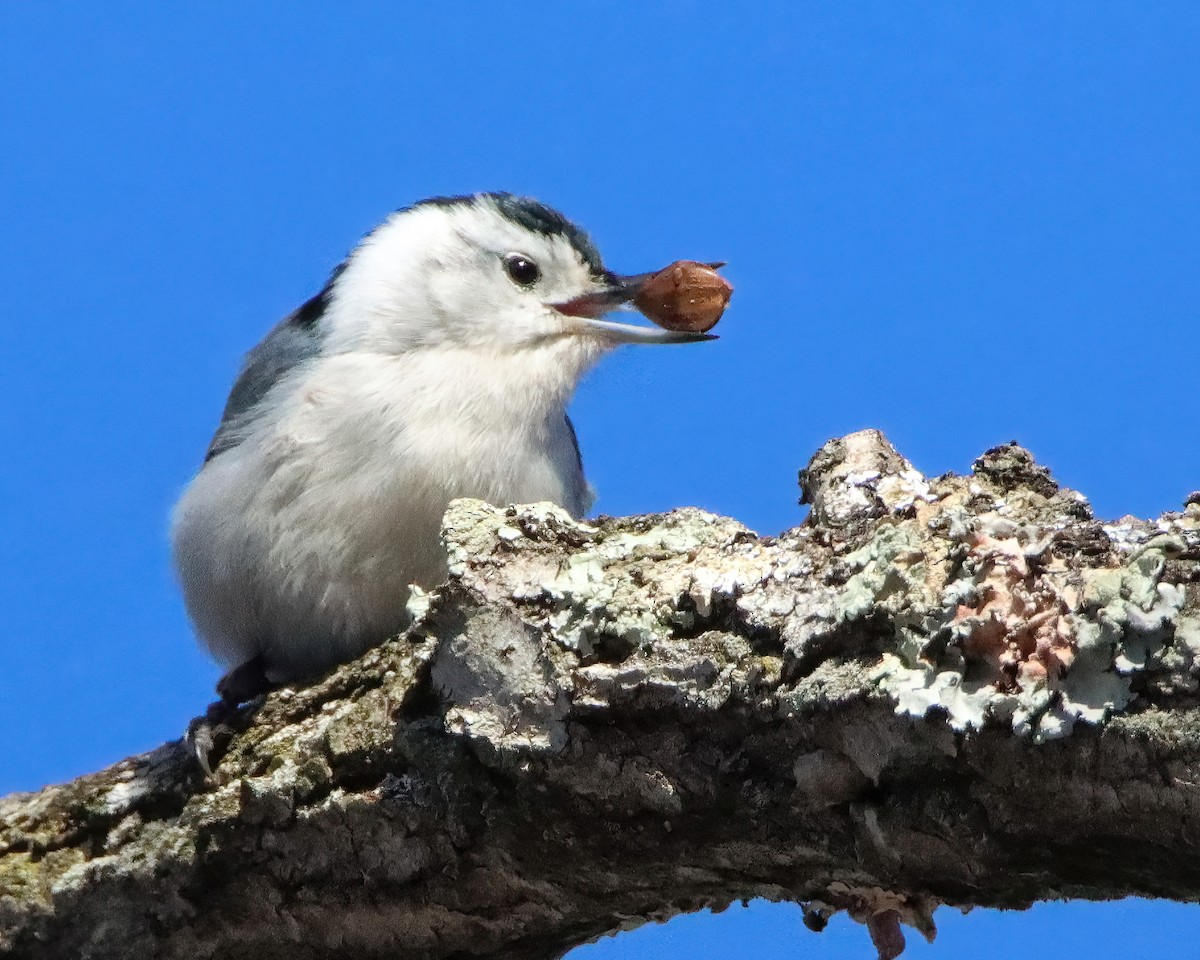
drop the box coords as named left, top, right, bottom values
left=2, top=430, right=1200, bottom=960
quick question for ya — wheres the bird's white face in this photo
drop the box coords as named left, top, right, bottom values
left=421, top=200, right=608, bottom=350
left=319, top=195, right=709, bottom=358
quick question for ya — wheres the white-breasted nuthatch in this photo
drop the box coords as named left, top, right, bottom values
left=172, top=193, right=716, bottom=703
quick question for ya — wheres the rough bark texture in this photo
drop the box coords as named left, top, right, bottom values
left=3, top=430, right=1200, bottom=960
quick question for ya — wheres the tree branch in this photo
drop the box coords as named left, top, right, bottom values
left=3, top=430, right=1200, bottom=960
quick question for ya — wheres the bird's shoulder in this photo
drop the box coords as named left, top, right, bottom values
left=558, top=414, right=594, bottom=516
left=204, top=280, right=337, bottom=463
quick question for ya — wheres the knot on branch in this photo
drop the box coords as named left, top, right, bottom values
left=799, top=429, right=934, bottom=531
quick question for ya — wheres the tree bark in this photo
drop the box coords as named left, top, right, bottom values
left=3, top=430, right=1200, bottom=960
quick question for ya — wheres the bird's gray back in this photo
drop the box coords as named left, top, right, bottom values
left=204, top=282, right=336, bottom=463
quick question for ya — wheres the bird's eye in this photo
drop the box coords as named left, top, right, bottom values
left=503, top=253, right=541, bottom=287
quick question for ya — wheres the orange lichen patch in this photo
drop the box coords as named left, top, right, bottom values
left=953, top=531, right=1076, bottom=688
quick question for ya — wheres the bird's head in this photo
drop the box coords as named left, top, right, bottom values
left=316, top=193, right=716, bottom=358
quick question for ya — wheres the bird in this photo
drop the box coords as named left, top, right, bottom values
left=172, top=192, right=717, bottom=705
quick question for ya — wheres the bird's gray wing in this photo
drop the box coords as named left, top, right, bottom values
left=563, top=414, right=584, bottom=476
left=561, top=414, right=595, bottom=516
left=204, top=281, right=335, bottom=463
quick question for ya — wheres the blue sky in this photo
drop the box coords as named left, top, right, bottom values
left=3, top=3, right=1199, bottom=956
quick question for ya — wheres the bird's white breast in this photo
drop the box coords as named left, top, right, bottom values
left=172, top=340, right=597, bottom=681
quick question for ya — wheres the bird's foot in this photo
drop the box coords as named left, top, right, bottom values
left=187, top=656, right=276, bottom=776
left=216, top=655, right=273, bottom=705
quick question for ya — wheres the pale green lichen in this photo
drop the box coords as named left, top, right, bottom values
left=516, top=508, right=748, bottom=656
left=1176, top=616, right=1200, bottom=657
left=873, top=519, right=1194, bottom=741
left=541, top=548, right=665, bottom=656
left=837, top=524, right=930, bottom=625
left=873, top=659, right=1000, bottom=731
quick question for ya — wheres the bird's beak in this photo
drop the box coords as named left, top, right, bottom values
left=552, top=273, right=717, bottom=345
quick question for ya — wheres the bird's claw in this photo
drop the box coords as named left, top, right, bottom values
left=186, top=656, right=275, bottom=776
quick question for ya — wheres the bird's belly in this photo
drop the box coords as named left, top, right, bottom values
left=172, top=414, right=581, bottom=682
